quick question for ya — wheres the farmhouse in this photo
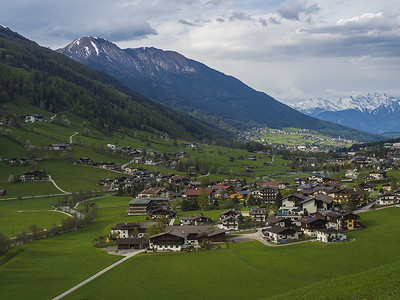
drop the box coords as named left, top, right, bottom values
left=166, top=225, right=226, bottom=245
left=111, top=222, right=156, bottom=238
left=179, top=214, right=213, bottom=226
left=249, top=207, right=267, bottom=223
left=48, top=144, right=67, bottom=151
left=149, top=231, right=187, bottom=252
left=218, top=215, right=239, bottom=231
left=262, top=226, right=298, bottom=243
left=19, top=170, right=44, bottom=182
left=315, top=210, right=361, bottom=231
left=150, top=208, right=176, bottom=219
left=316, top=228, right=347, bottom=243
left=299, top=216, right=327, bottom=237
left=367, top=170, right=387, bottom=180
left=378, top=193, right=400, bottom=205
left=266, top=216, right=293, bottom=228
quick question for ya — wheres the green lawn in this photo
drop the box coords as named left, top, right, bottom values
left=0, top=210, right=67, bottom=237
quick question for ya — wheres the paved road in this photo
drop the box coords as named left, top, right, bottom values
left=52, top=249, right=145, bottom=300
left=69, top=132, right=79, bottom=143
left=121, top=159, right=135, bottom=169
left=228, top=228, right=317, bottom=247
left=48, top=175, right=70, bottom=194
left=354, top=200, right=377, bottom=213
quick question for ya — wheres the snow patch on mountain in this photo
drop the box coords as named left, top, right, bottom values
left=90, top=40, right=99, bottom=55
left=292, top=92, right=400, bottom=115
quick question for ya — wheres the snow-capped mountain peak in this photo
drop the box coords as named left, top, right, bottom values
left=292, top=92, right=398, bottom=114
left=290, top=92, right=400, bottom=134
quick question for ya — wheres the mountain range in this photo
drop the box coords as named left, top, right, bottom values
left=0, top=26, right=224, bottom=141
left=57, top=37, right=381, bottom=142
left=291, top=93, right=400, bottom=134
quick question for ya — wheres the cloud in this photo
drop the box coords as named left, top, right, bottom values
left=229, top=11, right=254, bottom=22
left=259, top=17, right=267, bottom=27
left=180, top=19, right=198, bottom=26
left=277, top=0, right=320, bottom=21
left=268, top=17, right=281, bottom=25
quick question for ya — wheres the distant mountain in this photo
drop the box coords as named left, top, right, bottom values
left=292, top=93, right=400, bottom=134
left=0, top=26, right=225, bottom=141
left=58, top=37, right=382, bottom=142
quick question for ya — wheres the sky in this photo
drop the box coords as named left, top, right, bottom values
left=1, top=0, right=400, bottom=104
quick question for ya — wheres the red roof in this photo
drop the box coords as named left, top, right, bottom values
left=184, top=188, right=213, bottom=196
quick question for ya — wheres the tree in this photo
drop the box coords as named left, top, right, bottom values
left=198, top=188, right=209, bottom=209
left=232, top=195, right=240, bottom=205
left=83, top=127, right=91, bottom=137
left=274, top=191, right=283, bottom=208
left=8, top=174, right=16, bottom=183
left=0, top=231, right=10, bottom=254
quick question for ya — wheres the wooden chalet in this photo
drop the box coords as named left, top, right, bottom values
left=150, top=208, right=176, bottom=219
left=315, top=210, right=361, bottom=231
left=149, top=231, right=188, bottom=252
left=179, top=214, right=213, bottom=226
left=266, top=216, right=293, bottom=228
left=299, top=216, right=327, bottom=237
left=249, top=207, right=267, bottom=223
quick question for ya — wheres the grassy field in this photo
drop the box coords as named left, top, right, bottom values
left=63, top=207, right=400, bottom=300
left=0, top=205, right=397, bottom=299
left=0, top=181, right=61, bottom=198
left=0, top=210, right=67, bottom=237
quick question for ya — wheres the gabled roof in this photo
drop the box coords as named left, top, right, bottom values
left=166, top=225, right=212, bottom=234
left=183, top=188, right=213, bottom=196
left=263, top=226, right=295, bottom=234
left=301, top=194, right=334, bottom=205
left=220, top=209, right=239, bottom=216
left=149, top=231, right=188, bottom=239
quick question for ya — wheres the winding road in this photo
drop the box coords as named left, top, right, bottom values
left=69, top=132, right=79, bottom=143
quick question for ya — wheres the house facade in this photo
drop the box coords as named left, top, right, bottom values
left=316, top=228, right=347, bottom=243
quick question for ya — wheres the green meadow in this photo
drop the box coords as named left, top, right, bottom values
left=0, top=210, right=67, bottom=237
left=0, top=199, right=398, bottom=299
left=64, top=207, right=399, bottom=300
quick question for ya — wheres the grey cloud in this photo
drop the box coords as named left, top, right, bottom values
left=180, top=19, right=198, bottom=26
left=277, top=0, right=320, bottom=21
left=216, top=18, right=225, bottom=23
left=268, top=17, right=281, bottom=25
left=229, top=11, right=253, bottom=22
left=259, top=17, right=267, bottom=27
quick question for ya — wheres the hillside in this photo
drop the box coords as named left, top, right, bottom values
left=0, top=26, right=225, bottom=141
left=58, top=37, right=382, bottom=142
left=291, top=93, right=400, bottom=134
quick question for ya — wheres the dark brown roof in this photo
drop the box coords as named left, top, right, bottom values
left=116, top=238, right=146, bottom=245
